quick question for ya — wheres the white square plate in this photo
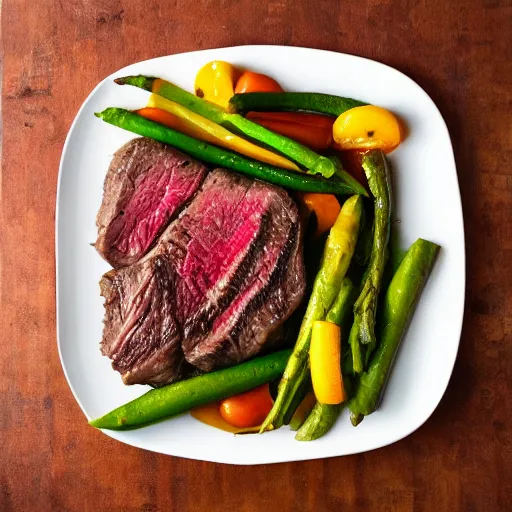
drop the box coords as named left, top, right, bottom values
left=56, top=45, right=465, bottom=464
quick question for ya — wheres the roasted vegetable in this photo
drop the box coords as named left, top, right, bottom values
left=289, top=392, right=317, bottom=431
left=219, top=384, right=274, bottom=428
left=260, top=196, right=363, bottom=432
left=115, top=75, right=339, bottom=179
left=144, top=95, right=300, bottom=170
left=229, top=92, right=367, bottom=117
left=349, top=238, right=440, bottom=426
left=337, top=149, right=368, bottom=191
left=89, top=350, right=291, bottom=430
left=325, top=277, right=357, bottom=327
left=295, top=402, right=341, bottom=441
left=309, top=321, right=345, bottom=404
left=194, top=60, right=239, bottom=108
left=247, top=111, right=334, bottom=128
left=333, top=105, right=402, bottom=152
left=281, top=364, right=312, bottom=426
left=246, top=111, right=334, bottom=151
left=350, top=150, right=392, bottom=373
left=95, top=108, right=361, bottom=195
left=135, top=107, right=219, bottom=144
left=235, top=71, right=283, bottom=93
left=296, top=277, right=356, bottom=441
left=329, top=155, right=368, bottom=197
left=301, top=193, right=341, bottom=237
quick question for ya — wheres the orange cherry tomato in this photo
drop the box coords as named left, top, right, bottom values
left=219, top=384, right=274, bottom=428
left=190, top=402, right=260, bottom=434
left=234, top=71, right=284, bottom=94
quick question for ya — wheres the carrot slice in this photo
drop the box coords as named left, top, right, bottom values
left=302, top=193, right=341, bottom=236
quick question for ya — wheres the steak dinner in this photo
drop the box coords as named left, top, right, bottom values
left=95, top=138, right=208, bottom=268
left=99, top=163, right=306, bottom=387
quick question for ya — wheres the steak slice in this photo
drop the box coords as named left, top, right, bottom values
left=100, top=256, right=188, bottom=387
left=180, top=175, right=304, bottom=371
left=95, top=137, right=208, bottom=268
left=100, top=169, right=305, bottom=386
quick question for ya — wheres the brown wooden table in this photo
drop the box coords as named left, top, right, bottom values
left=1, top=1, right=511, bottom=510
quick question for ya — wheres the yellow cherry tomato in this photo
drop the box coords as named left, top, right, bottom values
left=333, top=105, right=402, bottom=152
left=194, top=61, right=240, bottom=108
left=310, top=321, right=345, bottom=405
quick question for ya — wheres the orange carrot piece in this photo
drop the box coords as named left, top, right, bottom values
left=301, top=193, right=341, bottom=236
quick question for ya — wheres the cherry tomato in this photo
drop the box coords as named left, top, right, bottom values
left=219, top=384, right=273, bottom=428
left=234, top=71, right=284, bottom=94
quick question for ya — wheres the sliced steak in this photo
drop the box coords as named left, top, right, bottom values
left=100, top=256, right=189, bottom=387
left=180, top=173, right=304, bottom=371
left=95, top=137, right=208, bottom=268
left=100, top=169, right=305, bottom=386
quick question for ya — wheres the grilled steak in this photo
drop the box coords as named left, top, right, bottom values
left=178, top=171, right=304, bottom=371
left=100, top=169, right=305, bottom=386
left=95, top=138, right=208, bottom=268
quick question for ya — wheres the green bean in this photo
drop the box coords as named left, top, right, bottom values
left=349, top=239, right=440, bottom=426
left=95, top=108, right=361, bottom=195
left=89, top=350, right=291, bottom=430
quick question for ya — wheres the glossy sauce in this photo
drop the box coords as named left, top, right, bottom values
left=190, top=402, right=260, bottom=434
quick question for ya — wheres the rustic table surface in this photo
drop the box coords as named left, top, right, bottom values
left=1, top=0, right=511, bottom=510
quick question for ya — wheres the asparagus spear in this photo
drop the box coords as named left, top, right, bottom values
left=350, top=150, right=392, bottom=372
left=295, top=402, right=341, bottom=441
left=114, top=75, right=360, bottom=185
left=349, top=238, right=440, bottom=426
left=295, top=278, right=356, bottom=441
left=95, top=108, right=360, bottom=195
left=260, top=196, right=363, bottom=432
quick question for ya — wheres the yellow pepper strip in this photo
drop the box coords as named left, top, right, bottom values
left=310, top=321, right=346, bottom=405
left=301, top=193, right=341, bottom=237
left=194, top=61, right=240, bottom=109
left=147, top=94, right=301, bottom=172
left=333, top=105, right=402, bottom=152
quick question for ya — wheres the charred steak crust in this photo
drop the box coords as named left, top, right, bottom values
left=95, top=137, right=208, bottom=268
left=100, top=168, right=306, bottom=386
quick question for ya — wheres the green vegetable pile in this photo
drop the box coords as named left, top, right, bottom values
left=90, top=77, right=440, bottom=441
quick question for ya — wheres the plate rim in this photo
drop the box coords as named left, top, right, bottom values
left=56, top=44, right=465, bottom=464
